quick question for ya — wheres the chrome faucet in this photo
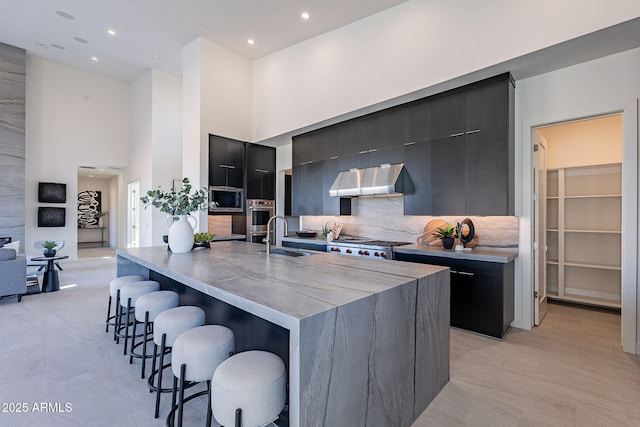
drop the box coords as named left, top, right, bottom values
left=265, top=215, right=288, bottom=255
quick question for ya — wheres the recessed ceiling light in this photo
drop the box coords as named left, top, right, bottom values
left=56, top=10, right=74, bottom=20
left=107, top=29, right=117, bottom=36
left=73, top=36, right=88, bottom=44
left=247, top=39, right=255, bottom=45
left=150, top=53, right=161, bottom=60
left=91, top=56, right=99, bottom=62
left=36, top=42, right=48, bottom=49
left=301, top=12, right=310, bottom=20
left=51, top=44, right=66, bottom=50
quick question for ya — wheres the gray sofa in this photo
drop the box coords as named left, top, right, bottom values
left=0, top=248, right=27, bottom=302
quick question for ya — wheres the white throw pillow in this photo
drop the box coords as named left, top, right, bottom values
left=3, top=240, right=20, bottom=254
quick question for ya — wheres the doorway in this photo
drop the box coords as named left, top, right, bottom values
left=533, top=115, right=623, bottom=326
left=77, top=168, right=119, bottom=258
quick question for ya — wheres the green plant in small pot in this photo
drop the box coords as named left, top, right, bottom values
left=320, top=223, right=332, bottom=241
left=433, top=224, right=456, bottom=249
left=41, top=240, right=57, bottom=257
left=193, top=232, right=214, bottom=249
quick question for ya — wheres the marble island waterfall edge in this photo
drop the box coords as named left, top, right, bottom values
left=117, top=242, right=449, bottom=427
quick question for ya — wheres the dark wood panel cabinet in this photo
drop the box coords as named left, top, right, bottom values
left=393, top=253, right=514, bottom=339
left=293, top=73, right=514, bottom=217
left=465, top=126, right=510, bottom=215
left=246, top=143, right=275, bottom=200
left=429, top=91, right=466, bottom=140
left=292, top=160, right=323, bottom=216
left=403, top=73, right=514, bottom=216
left=209, top=135, right=245, bottom=189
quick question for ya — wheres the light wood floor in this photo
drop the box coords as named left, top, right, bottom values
left=414, top=302, right=640, bottom=426
left=2, top=256, right=638, bottom=426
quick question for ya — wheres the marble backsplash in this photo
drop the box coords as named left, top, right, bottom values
left=300, top=195, right=518, bottom=247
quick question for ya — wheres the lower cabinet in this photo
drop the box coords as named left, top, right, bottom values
left=282, top=240, right=327, bottom=252
left=394, top=253, right=514, bottom=339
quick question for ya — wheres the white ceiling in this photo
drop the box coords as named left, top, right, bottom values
left=0, top=0, right=408, bottom=82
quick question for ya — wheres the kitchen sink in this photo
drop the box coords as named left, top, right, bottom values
left=260, top=248, right=316, bottom=257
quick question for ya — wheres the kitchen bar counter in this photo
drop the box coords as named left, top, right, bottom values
left=117, top=242, right=449, bottom=427
left=394, top=244, right=518, bottom=263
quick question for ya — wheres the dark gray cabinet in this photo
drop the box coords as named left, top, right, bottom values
left=293, top=73, right=514, bottom=217
left=292, top=160, right=323, bottom=216
left=209, top=135, right=245, bottom=189
left=393, top=252, right=514, bottom=339
left=246, top=143, right=275, bottom=200
left=403, top=73, right=514, bottom=216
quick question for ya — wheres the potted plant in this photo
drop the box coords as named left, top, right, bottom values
left=94, top=211, right=108, bottom=227
left=140, top=178, right=214, bottom=253
left=320, top=223, right=333, bottom=242
left=41, top=240, right=57, bottom=257
left=433, top=224, right=456, bottom=249
left=193, top=232, right=214, bottom=249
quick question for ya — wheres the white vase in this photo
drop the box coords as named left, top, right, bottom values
left=166, top=214, right=197, bottom=253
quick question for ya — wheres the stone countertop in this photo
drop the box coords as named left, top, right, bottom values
left=117, top=242, right=447, bottom=329
left=394, top=244, right=519, bottom=263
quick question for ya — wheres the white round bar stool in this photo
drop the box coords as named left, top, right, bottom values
left=211, top=351, right=287, bottom=427
left=118, top=280, right=160, bottom=355
left=148, top=305, right=205, bottom=419
left=106, top=275, right=144, bottom=337
left=128, top=290, right=179, bottom=379
left=167, top=325, right=235, bottom=427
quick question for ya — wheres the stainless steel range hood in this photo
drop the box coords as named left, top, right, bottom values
left=329, top=163, right=404, bottom=197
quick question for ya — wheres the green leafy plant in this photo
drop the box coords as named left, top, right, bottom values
left=140, top=178, right=214, bottom=219
left=94, top=211, right=108, bottom=219
left=433, top=224, right=455, bottom=238
left=320, top=223, right=332, bottom=239
left=41, top=240, right=57, bottom=250
left=194, top=232, right=214, bottom=243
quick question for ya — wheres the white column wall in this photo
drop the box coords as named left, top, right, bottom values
left=130, top=70, right=183, bottom=246
left=182, top=37, right=252, bottom=231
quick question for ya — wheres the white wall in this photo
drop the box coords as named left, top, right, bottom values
left=253, top=0, right=640, bottom=141
left=25, top=56, right=130, bottom=258
left=516, top=47, right=640, bottom=351
left=182, top=37, right=252, bottom=231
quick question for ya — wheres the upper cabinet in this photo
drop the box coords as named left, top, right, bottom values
left=246, top=143, right=276, bottom=200
left=209, top=135, right=245, bottom=189
left=404, top=73, right=515, bottom=216
left=291, top=73, right=515, bottom=217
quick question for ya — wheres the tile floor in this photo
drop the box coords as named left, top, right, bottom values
left=1, top=254, right=639, bottom=426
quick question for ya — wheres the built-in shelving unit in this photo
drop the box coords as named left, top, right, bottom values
left=546, top=164, right=621, bottom=308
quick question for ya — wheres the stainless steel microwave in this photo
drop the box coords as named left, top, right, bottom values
left=209, top=186, right=244, bottom=213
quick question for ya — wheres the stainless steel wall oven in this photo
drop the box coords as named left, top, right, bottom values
left=246, top=199, right=274, bottom=244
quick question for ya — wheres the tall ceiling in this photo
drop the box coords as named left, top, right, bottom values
left=0, top=0, right=408, bottom=82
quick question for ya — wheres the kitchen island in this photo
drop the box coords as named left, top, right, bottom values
left=117, top=242, right=449, bottom=427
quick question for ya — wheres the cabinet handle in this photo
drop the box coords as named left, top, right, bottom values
left=226, top=165, right=236, bottom=169
left=300, top=161, right=313, bottom=165
left=359, top=150, right=369, bottom=155
left=404, top=141, right=417, bottom=146
left=254, top=169, right=269, bottom=173
left=457, top=271, right=475, bottom=276
left=368, top=148, right=378, bottom=153
left=219, top=164, right=229, bottom=168
left=466, top=129, right=481, bottom=135
left=330, top=156, right=339, bottom=160
left=450, top=132, right=465, bottom=137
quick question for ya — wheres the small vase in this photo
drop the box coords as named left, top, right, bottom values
left=441, top=237, right=455, bottom=250
left=43, top=249, right=56, bottom=257
left=166, top=214, right=198, bottom=253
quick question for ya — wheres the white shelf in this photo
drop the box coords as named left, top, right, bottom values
left=545, top=164, right=621, bottom=309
